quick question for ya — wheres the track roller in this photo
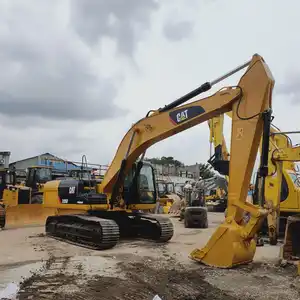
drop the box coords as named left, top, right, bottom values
left=131, top=213, right=174, bottom=242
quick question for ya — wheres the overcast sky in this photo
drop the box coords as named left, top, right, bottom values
left=1, top=0, right=300, bottom=168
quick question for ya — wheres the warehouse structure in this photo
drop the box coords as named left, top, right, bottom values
left=9, top=153, right=80, bottom=172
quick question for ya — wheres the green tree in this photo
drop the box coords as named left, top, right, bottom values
left=145, top=156, right=184, bottom=167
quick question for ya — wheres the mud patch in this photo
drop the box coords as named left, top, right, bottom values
left=202, top=261, right=299, bottom=300
left=28, top=233, right=46, bottom=238
left=16, top=258, right=237, bottom=300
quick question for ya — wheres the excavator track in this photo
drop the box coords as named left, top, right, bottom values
left=127, top=213, right=174, bottom=242
left=88, top=211, right=174, bottom=243
left=45, top=213, right=173, bottom=251
left=45, top=215, right=120, bottom=250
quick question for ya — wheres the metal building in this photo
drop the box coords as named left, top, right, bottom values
left=9, top=153, right=80, bottom=172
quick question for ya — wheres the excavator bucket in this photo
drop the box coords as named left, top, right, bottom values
left=281, top=214, right=300, bottom=260
left=4, top=204, right=57, bottom=229
left=190, top=220, right=259, bottom=268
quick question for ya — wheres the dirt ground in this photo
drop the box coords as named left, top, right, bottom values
left=0, top=212, right=300, bottom=300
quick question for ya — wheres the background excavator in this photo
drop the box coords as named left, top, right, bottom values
left=0, top=151, right=14, bottom=229
left=2, top=163, right=60, bottom=228
left=1, top=153, right=106, bottom=228
left=155, top=179, right=178, bottom=214
left=206, top=114, right=230, bottom=211
left=256, top=127, right=300, bottom=245
left=201, top=176, right=228, bottom=212
left=274, top=144, right=300, bottom=262
left=37, top=53, right=274, bottom=269
left=210, top=112, right=300, bottom=245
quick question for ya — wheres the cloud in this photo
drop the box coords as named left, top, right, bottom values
left=1, top=0, right=300, bottom=173
left=0, top=1, right=126, bottom=122
left=163, top=20, right=194, bottom=41
left=275, top=71, right=300, bottom=104
left=70, top=0, right=159, bottom=56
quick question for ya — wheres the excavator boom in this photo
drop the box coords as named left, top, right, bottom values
left=44, top=54, right=275, bottom=268
left=99, top=54, right=274, bottom=267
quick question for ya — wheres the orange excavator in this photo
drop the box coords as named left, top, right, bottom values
left=41, top=53, right=274, bottom=268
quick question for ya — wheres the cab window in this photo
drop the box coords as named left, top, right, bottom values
left=138, top=165, right=156, bottom=203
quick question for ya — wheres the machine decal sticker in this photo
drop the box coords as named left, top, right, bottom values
left=169, top=106, right=205, bottom=125
left=69, top=186, right=76, bottom=194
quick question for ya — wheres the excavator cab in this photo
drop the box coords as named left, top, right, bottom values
left=155, top=180, right=176, bottom=214
left=25, top=166, right=53, bottom=191
left=69, top=169, right=99, bottom=190
left=123, top=161, right=157, bottom=205
left=157, top=181, right=167, bottom=198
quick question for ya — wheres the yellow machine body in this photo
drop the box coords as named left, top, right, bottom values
left=190, top=54, right=274, bottom=267
left=3, top=54, right=274, bottom=268
left=158, top=196, right=174, bottom=213
left=210, top=110, right=300, bottom=245
left=2, top=186, right=56, bottom=228
left=1, top=166, right=56, bottom=228
left=156, top=180, right=177, bottom=214
left=271, top=145, right=300, bottom=261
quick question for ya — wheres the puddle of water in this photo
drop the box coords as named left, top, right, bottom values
left=0, top=282, right=19, bottom=299
left=0, top=261, right=43, bottom=290
left=0, top=261, right=44, bottom=299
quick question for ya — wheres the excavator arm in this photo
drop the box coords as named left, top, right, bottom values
left=211, top=116, right=300, bottom=247
left=98, top=54, right=275, bottom=268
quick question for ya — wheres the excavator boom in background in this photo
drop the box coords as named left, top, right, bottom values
left=208, top=114, right=230, bottom=181
left=206, top=114, right=230, bottom=211
left=29, top=53, right=274, bottom=269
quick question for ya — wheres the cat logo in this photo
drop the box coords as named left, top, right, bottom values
left=176, top=109, right=188, bottom=123
left=169, top=105, right=205, bottom=125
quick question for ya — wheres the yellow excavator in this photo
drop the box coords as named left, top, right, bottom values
left=156, top=180, right=177, bottom=214
left=2, top=164, right=61, bottom=228
left=258, top=127, right=300, bottom=245
left=275, top=145, right=300, bottom=261
left=0, top=151, right=14, bottom=229
left=39, top=53, right=275, bottom=268
left=210, top=113, right=300, bottom=245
